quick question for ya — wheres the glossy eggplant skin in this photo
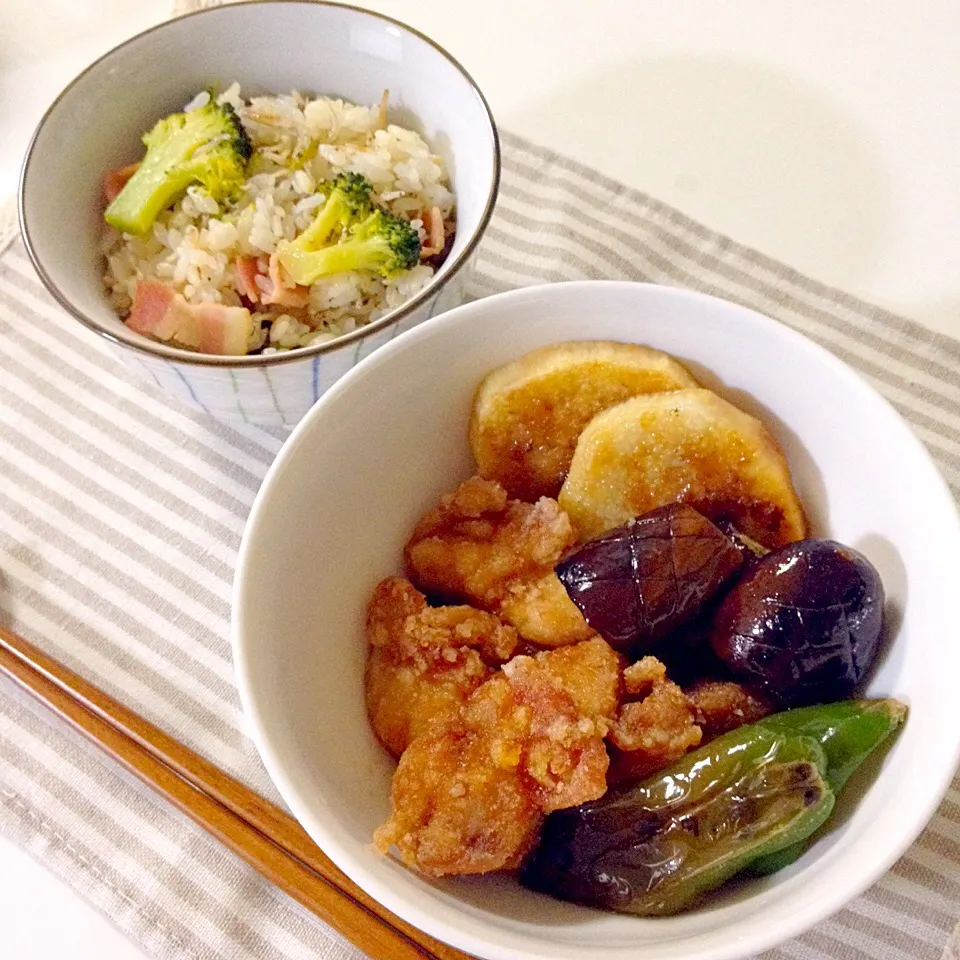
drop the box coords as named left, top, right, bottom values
left=709, top=540, right=884, bottom=707
left=715, top=519, right=769, bottom=568
left=556, top=504, right=744, bottom=654
left=520, top=724, right=834, bottom=916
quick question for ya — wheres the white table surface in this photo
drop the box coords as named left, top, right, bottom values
left=2, top=1, right=959, bottom=957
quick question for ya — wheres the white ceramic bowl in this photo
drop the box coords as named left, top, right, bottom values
left=233, top=281, right=960, bottom=960
left=19, top=0, right=498, bottom=426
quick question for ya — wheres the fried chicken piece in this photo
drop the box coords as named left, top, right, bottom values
left=405, top=476, right=570, bottom=604
left=499, top=572, right=596, bottom=648
left=374, top=687, right=542, bottom=877
left=374, top=638, right=621, bottom=876
left=621, top=655, right=672, bottom=695
left=405, top=476, right=594, bottom=647
left=502, top=637, right=621, bottom=811
left=607, top=656, right=702, bottom=783
left=365, top=577, right=517, bottom=757
left=686, top=679, right=774, bottom=743
left=517, top=632, right=622, bottom=724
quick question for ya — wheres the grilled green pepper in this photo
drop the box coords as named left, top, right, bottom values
left=520, top=725, right=835, bottom=916
left=747, top=698, right=907, bottom=876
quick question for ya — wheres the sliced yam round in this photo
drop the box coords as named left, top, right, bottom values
left=558, top=388, right=807, bottom=548
left=469, top=341, right=698, bottom=502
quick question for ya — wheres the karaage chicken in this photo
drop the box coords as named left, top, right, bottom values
left=373, top=637, right=620, bottom=876
left=405, top=476, right=594, bottom=647
left=607, top=655, right=703, bottom=783
left=365, top=577, right=517, bottom=757
left=685, top=679, right=774, bottom=742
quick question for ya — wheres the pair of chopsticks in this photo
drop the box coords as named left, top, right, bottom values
left=0, top=624, right=474, bottom=960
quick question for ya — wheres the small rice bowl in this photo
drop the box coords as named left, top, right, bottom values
left=102, top=83, right=455, bottom=354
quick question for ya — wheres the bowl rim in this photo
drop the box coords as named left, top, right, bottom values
left=233, top=279, right=960, bottom=960
left=17, top=0, right=501, bottom=369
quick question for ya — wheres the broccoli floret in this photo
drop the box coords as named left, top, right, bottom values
left=104, top=98, right=252, bottom=235
left=274, top=172, right=374, bottom=284
left=291, top=172, right=374, bottom=250
left=279, top=205, right=421, bottom=285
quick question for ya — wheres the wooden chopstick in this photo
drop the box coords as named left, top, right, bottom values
left=0, top=624, right=475, bottom=960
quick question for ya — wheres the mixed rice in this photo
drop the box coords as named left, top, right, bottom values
left=101, top=84, right=455, bottom=354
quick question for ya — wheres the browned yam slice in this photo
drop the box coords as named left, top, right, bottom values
left=469, top=341, right=698, bottom=502
left=558, top=388, right=807, bottom=548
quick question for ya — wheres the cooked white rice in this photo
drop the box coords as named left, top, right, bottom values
left=101, top=83, right=455, bottom=353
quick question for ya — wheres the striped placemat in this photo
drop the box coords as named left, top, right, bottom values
left=2, top=100, right=959, bottom=960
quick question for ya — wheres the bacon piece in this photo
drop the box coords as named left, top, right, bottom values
left=235, top=255, right=262, bottom=303
left=125, top=281, right=179, bottom=341
left=258, top=252, right=311, bottom=308
left=103, top=163, right=140, bottom=204
left=192, top=302, right=252, bottom=356
left=126, top=281, right=252, bottom=356
left=420, top=206, right=445, bottom=257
